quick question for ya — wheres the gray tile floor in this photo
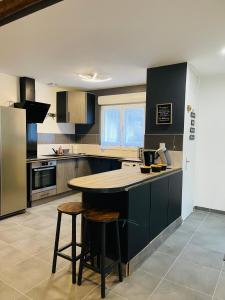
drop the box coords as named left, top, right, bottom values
left=0, top=193, right=225, bottom=299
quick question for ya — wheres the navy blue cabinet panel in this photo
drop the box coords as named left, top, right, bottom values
left=145, top=63, right=187, bottom=135
left=150, top=177, right=169, bottom=240
left=168, top=171, right=183, bottom=225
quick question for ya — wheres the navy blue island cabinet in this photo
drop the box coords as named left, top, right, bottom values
left=78, top=169, right=183, bottom=264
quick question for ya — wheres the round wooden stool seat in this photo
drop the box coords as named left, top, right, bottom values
left=57, top=202, right=85, bottom=215
left=84, top=209, right=119, bottom=223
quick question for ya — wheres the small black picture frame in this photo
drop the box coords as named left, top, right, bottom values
left=191, top=119, right=195, bottom=126
left=190, top=127, right=195, bottom=133
left=156, top=103, right=173, bottom=125
left=189, top=135, right=195, bottom=140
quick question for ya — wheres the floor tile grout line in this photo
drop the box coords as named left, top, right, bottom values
left=164, top=278, right=214, bottom=299
left=81, top=285, right=102, bottom=300
left=81, top=279, right=128, bottom=300
left=0, top=276, right=32, bottom=300
left=0, top=253, right=56, bottom=296
left=22, top=263, right=70, bottom=296
left=147, top=212, right=211, bottom=299
left=212, top=260, right=225, bottom=299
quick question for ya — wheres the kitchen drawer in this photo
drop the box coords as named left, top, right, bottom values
left=32, top=189, right=56, bottom=201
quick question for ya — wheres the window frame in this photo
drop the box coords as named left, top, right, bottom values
left=100, top=103, right=146, bottom=149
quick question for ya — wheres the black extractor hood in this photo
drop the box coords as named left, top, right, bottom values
left=14, top=77, right=50, bottom=123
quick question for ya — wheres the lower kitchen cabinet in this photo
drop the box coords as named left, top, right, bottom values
left=56, top=159, right=76, bottom=194
left=75, top=158, right=92, bottom=177
left=89, top=157, right=112, bottom=174
left=127, top=183, right=151, bottom=260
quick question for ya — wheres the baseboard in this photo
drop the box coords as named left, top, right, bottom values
left=194, top=206, right=225, bottom=215
left=31, top=190, right=79, bottom=207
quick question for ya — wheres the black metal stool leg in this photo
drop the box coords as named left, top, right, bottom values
left=78, top=218, right=87, bottom=285
left=100, top=223, right=106, bottom=298
left=52, top=212, right=62, bottom=273
left=72, top=214, right=77, bottom=284
left=116, top=220, right=123, bottom=282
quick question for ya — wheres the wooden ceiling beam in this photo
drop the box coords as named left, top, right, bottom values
left=0, top=0, right=63, bottom=26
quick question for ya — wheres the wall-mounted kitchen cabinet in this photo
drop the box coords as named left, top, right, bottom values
left=56, top=91, right=95, bottom=124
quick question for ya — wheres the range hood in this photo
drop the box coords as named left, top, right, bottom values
left=14, top=77, right=50, bottom=123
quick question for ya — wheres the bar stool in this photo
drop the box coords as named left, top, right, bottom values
left=78, top=209, right=123, bottom=298
left=52, top=202, right=85, bottom=284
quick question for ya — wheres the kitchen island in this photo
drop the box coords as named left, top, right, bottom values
left=68, top=167, right=183, bottom=274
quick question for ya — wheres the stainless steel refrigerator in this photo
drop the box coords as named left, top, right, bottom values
left=0, top=107, right=26, bottom=217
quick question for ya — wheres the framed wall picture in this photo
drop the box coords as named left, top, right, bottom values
left=190, top=127, right=195, bottom=133
left=191, top=119, right=195, bottom=126
left=156, top=103, right=173, bottom=125
left=189, top=135, right=195, bottom=140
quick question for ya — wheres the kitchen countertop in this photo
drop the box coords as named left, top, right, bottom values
left=68, top=167, right=181, bottom=193
left=26, top=154, right=142, bottom=163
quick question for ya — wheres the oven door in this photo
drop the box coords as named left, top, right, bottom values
left=32, top=166, right=56, bottom=194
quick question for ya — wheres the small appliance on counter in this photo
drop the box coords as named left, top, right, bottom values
left=143, top=145, right=171, bottom=166
left=143, top=150, right=156, bottom=166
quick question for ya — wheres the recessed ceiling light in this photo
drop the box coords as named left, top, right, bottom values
left=220, top=48, right=225, bottom=55
left=47, top=82, right=57, bottom=87
left=76, top=73, right=112, bottom=83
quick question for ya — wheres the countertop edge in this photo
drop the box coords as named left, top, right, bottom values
left=26, top=154, right=142, bottom=163
left=68, top=168, right=182, bottom=194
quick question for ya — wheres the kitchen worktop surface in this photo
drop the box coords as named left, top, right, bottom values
left=26, top=154, right=142, bottom=163
left=68, top=167, right=181, bottom=193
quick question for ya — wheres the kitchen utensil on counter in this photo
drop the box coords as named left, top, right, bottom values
left=140, top=166, right=151, bottom=174
left=63, top=148, right=70, bottom=154
left=52, top=146, right=64, bottom=155
left=158, top=163, right=167, bottom=171
left=151, top=164, right=162, bottom=172
left=138, top=147, right=144, bottom=161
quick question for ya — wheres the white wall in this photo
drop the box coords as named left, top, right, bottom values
left=182, top=65, right=200, bottom=219
left=0, top=72, right=74, bottom=134
left=195, top=75, right=225, bottom=211
left=0, top=73, right=19, bottom=105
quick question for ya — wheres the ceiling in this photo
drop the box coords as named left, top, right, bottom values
left=0, top=0, right=225, bottom=89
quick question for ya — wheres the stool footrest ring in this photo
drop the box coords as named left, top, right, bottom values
left=57, top=252, right=82, bottom=262
left=58, top=242, right=82, bottom=253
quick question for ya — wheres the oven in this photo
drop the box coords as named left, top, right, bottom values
left=32, top=160, right=56, bottom=194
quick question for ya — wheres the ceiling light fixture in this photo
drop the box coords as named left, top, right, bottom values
left=47, top=82, right=57, bottom=87
left=76, top=73, right=112, bottom=83
left=220, top=48, right=225, bottom=55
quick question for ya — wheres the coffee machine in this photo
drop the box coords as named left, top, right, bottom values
left=143, top=150, right=156, bottom=166
left=143, top=146, right=171, bottom=166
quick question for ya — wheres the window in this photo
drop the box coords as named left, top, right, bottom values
left=101, top=104, right=145, bottom=148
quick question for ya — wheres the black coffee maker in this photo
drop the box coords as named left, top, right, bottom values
left=143, top=150, right=156, bottom=166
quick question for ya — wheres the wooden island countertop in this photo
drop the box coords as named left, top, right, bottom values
left=68, top=167, right=182, bottom=193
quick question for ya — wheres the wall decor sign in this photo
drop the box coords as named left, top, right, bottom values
left=191, top=112, right=196, bottom=118
left=156, top=103, right=173, bottom=125
left=189, top=135, right=195, bottom=140
left=190, top=127, right=195, bottom=133
left=191, top=119, right=195, bottom=126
